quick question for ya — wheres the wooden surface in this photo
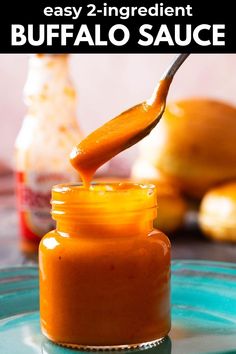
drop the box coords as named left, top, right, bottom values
left=0, top=173, right=236, bottom=267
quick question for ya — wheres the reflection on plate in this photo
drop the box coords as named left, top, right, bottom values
left=0, top=261, right=236, bottom=354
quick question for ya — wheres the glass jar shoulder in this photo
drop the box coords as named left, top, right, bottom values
left=149, top=228, right=171, bottom=248
left=39, top=228, right=171, bottom=264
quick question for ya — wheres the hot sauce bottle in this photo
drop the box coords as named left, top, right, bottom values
left=15, top=54, right=82, bottom=250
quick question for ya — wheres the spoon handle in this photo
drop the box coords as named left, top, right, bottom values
left=161, top=54, right=190, bottom=80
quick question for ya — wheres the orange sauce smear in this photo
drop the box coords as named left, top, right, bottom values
left=70, top=78, right=172, bottom=187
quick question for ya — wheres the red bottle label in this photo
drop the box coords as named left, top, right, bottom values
left=16, top=171, right=69, bottom=243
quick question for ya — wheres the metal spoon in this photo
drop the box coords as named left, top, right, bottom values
left=161, top=53, right=190, bottom=81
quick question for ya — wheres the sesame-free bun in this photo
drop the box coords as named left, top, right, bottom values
left=134, top=99, right=236, bottom=199
left=199, top=181, right=236, bottom=242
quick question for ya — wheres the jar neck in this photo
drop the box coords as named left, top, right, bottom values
left=56, top=214, right=154, bottom=239
left=51, top=183, right=157, bottom=239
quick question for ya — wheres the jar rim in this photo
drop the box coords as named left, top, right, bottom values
left=52, top=182, right=156, bottom=194
left=51, top=182, right=157, bottom=221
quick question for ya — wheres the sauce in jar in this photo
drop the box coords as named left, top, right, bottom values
left=39, top=183, right=171, bottom=349
left=39, top=77, right=172, bottom=349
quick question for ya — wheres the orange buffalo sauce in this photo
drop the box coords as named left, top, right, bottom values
left=39, top=183, right=171, bottom=348
left=39, top=78, right=171, bottom=349
left=70, top=78, right=172, bottom=187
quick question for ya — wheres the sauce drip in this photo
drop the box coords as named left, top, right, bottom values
left=70, top=78, right=172, bottom=187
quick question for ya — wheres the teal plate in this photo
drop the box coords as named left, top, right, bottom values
left=1, top=260, right=236, bottom=354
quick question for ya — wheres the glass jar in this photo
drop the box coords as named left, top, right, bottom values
left=39, top=183, right=171, bottom=350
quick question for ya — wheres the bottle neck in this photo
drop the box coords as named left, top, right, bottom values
left=24, top=54, right=77, bottom=124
